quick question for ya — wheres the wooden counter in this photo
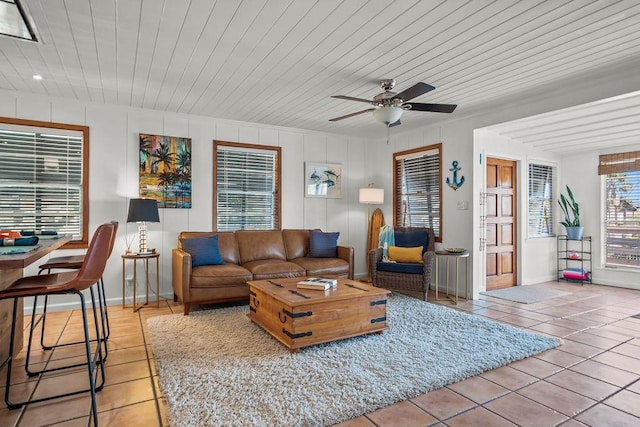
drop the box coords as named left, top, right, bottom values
left=0, top=236, right=72, bottom=371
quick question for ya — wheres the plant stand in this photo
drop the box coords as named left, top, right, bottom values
left=557, top=235, right=591, bottom=285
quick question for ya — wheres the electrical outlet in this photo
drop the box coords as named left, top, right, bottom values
left=456, top=201, right=469, bottom=210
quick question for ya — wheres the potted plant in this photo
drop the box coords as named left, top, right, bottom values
left=558, top=185, right=583, bottom=240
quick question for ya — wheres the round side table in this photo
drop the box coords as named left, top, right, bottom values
left=121, top=252, right=160, bottom=311
left=434, top=250, right=470, bottom=304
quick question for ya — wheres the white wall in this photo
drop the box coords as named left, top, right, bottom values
left=0, top=89, right=377, bottom=312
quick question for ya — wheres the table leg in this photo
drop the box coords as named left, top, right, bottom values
left=133, top=259, right=137, bottom=311
left=445, top=256, right=450, bottom=297
left=454, top=257, right=459, bottom=303
left=155, top=257, right=160, bottom=308
left=145, top=259, right=149, bottom=305
left=121, top=258, right=126, bottom=309
left=435, top=255, right=439, bottom=300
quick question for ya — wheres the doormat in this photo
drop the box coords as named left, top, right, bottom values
left=481, top=286, right=571, bottom=304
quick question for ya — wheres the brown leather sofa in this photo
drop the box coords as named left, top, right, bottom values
left=172, top=229, right=354, bottom=314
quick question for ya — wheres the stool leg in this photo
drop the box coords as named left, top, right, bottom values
left=3, top=298, right=20, bottom=409
left=78, top=291, right=99, bottom=427
left=24, top=295, right=42, bottom=376
left=99, top=276, right=111, bottom=340
left=88, top=286, right=106, bottom=391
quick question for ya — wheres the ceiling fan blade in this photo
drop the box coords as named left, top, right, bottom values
left=389, top=119, right=401, bottom=128
left=331, top=95, right=374, bottom=104
left=328, top=108, right=376, bottom=122
left=405, top=103, right=457, bottom=113
left=394, top=82, right=435, bottom=102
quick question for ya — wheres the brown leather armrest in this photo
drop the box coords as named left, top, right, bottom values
left=337, top=245, right=354, bottom=279
left=172, top=248, right=192, bottom=302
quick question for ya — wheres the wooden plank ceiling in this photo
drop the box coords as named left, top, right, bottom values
left=1, top=0, right=640, bottom=143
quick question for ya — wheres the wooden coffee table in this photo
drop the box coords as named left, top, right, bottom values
left=247, top=277, right=390, bottom=351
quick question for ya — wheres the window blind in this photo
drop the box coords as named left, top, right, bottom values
left=528, top=163, right=553, bottom=237
left=215, top=143, right=280, bottom=231
left=394, top=145, right=441, bottom=240
left=0, top=127, right=84, bottom=239
left=604, top=170, right=640, bottom=268
left=598, top=151, right=640, bottom=175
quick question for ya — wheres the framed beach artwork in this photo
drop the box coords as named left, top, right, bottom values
left=305, top=162, right=342, bottom=198
left=139, top=133, right=192, bottom=208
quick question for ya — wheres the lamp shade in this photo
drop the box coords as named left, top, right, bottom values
left=372, top=106, right=403, bottom=126
left=127, top=198, right=159, bottom=223
left=359, top=188, right=384, bottom=204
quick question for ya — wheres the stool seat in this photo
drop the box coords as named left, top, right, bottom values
left=39, top=255, right=85, bottom=271
left=9, top=271, right=78, bottom=296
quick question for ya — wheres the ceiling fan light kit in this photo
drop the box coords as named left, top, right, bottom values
left=373, top=106, right=403, bottom=127
left=329, top=79, right=457, bottom=128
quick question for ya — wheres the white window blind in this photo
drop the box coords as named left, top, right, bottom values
left=394, top=145, right=441, bottom=240
left=604, top=170, right=640, bottom=268
left=215, top=143, right=279, bottom=231
left=528, top=163, right=554, bottom=237
left=0, top=126, right=84, bottom=239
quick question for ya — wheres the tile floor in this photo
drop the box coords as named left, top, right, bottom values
left=1, top=280, right=639, bottom=426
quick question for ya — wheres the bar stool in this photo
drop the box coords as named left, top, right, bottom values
left=25, top=222, right=118, bottom=375
left=0, top=222, right=116, bottom=426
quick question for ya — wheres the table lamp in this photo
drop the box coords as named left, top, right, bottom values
left=126, top=198, right=159, bottom=254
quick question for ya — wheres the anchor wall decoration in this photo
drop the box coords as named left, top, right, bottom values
left=446, top=160, right=465, bottom=191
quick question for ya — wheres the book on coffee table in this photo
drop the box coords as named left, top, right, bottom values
left=296, top=277, right=337, bottom=290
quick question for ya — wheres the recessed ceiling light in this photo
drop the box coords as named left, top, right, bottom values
left=32, top=74, right=43, bottom=80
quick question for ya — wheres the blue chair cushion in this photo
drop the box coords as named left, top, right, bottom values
left=394, top=230, right=429, bottom=253
left=376, top=262, right=423, bottom=274
left=180, top=235, right=225, bottom=267
left=308, top=230, right=339, bottom=258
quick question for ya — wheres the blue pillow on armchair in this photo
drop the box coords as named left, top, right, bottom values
left=394, top=230, right=429, bottom=254
left=180, top=235, right=225, bottom=267
left=308, top=230, right=339, bottom=258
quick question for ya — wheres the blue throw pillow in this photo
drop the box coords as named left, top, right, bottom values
left=308, top=230, right=339, bottom=258
left=394, top=230, right=429, bottom=254
left=180, top=235, right=225, bottom=267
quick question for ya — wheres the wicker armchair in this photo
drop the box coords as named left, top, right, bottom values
left=368, top=227, right=435, bottom=301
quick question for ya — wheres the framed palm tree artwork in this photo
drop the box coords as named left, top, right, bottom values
left=139, top=133, right=192, bottom=208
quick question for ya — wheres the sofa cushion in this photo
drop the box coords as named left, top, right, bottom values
left=388, top=246, right=423, bottom=263
left=291, top=257, right=349, bottom=277
left=190, top=264, right=252, bottom=288
left=236, top=230, right=287, bottom=263
left=242, top=259, right=305, bottom=280
left=180, top=235, right=225, bottom=267
left=308, top=230, right=339, bottom=258
left=283, top=229, right=310, bottom=260
left=394, top=230, right=429, bottom=254
left=376, top=262, right=423, bottom=275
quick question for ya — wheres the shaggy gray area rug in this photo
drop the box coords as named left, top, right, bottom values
left=147, top=294, right=559, bottom=426
left=482, top=285, right=572, bottom=304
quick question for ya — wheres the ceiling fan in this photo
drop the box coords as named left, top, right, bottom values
left=329, top=79, right=457, bottom=127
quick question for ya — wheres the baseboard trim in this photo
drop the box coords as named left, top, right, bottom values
left=22, top=292, right=176, bottom=315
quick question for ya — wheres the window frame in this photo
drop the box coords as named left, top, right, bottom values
left=393, top=143, right=442, bottom=242
left=602, top=169, right=640, bottom=269
left=213, top=140, right=281, bottom=231
left=527, top=162, right=555, bottom=238
left=0, top=116, right=89, bottom=248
